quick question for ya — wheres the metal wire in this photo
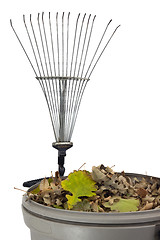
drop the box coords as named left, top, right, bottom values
left=10, top=12, right=120, bottom=142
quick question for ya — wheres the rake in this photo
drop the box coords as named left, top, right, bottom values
left=10, top=12, right=120, bottom=176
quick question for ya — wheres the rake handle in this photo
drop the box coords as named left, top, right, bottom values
left=58, top=150, right=66, bottom=176
left=52, top=142, right=73, bottom=176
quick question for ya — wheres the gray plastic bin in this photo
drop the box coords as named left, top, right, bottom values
left=22, top=173, right=160, bottom=240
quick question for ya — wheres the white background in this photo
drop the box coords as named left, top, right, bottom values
left=1, top=0, right=160, bottom=239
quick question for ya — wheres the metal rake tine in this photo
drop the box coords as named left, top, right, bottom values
left=25, top=13, right=49, bottom=105
left=69, top=13, right=80, bottom=77
left=65, top=13, right=71, bottom=138
left=67, top=14, right=95, bottom=139
left=49, top=12, right=57, bottom=76
left=42, top=12, right=53, bottom=77
left=42, top=12, right=59, bottom=132
left=80, top=14, right=96, bottom=78
left=49, top=12, right=60, bottom=130
left=10, top=19, right=38, bottom=76
left=66, top=12, right=70, bottom=77
left=69, top=79, right=88, bottom=140
left=38, top=12, right=49, bottom=77
left=88, top=24, right=121, bottom=78
left=77, top=14, right=91, bottom=77
left=66, top=14, right=92, bottom=139
left=73, top=13, right=86, bottom=77
left=29, top=13, right=45, bottom=77
left=27, top=13, right=47, bottom=98
left=67, top=13, right=81, bottom=138
left=84, top=19, right=112, bottom=78
left=69, top=13, right=87, bottom=136
left=23, top=14, right=42, bottom=77
left=49, top=12, right=60, bottom=133
left=62, top=12, right=65, bottom=77
left=56, top=12, right=60, bottom=76
left=39, top=12, right=58, bottom=139
left=66, top=13, right=90, bottom=139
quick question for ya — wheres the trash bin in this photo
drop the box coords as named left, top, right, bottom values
left=22, top=173, right=160, bottom=240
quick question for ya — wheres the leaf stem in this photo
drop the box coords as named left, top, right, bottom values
left=14, top=187, right=27, bottom=193
left=78, top=162, right=86, bottom=171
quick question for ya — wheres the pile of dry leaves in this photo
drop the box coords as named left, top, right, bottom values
left=27, top=165, right=160, bottom=212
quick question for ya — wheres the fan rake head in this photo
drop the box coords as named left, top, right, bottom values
left=10, top=12, right=120, bottom=175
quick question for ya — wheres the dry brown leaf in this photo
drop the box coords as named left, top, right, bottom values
left=105, top=166, right=115, bottom=175
left=88, top=195, right=100, bottom=201
left=137, top=188, right=148, bottom=198
left=90, top=201, right=99, bottom=212
left=50, top=182, right=62, bottom=195
left=39, top=178, right=50, bottom=191
left=155, top=196, right=160, bottom=205
left=98, top=206, right=105, bottom=212
left=140, top=202, right=153, bottom=211
left=118, top=175, right=130, bottom=188
left=143, top=195, right=155, bottom=203
left=56, top=199, right=62, bottom=206
left=104, top=196, right=112, bottom=201
left=43, top=192, right=51, bottom=205
left=151, top=182, right=158, bottom=191
left=91, top=166, right=108, bottom=183
left=135, top=178, right=148, bottom=189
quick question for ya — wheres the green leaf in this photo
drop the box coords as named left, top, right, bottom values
left=103, top=198, right=139, bottom=212
left=53, top=205, right=63, bottom=209
left=61, top=170, right=97, bottom=209
left=30, top=185, right=40, bottom=194
left=48, top=177, right=53, bottom=185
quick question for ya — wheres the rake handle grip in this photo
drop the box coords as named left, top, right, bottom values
left=58, top=150, right=66, bottom=176
left=52, top=142, right=73, bottom=177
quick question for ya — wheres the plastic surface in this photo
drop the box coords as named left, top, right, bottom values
left=22, top=173, right=160, bottom=240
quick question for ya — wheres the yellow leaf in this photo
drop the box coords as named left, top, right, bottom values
left=61, top=171, right=97, bottom=209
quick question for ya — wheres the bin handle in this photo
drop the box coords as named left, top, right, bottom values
left=23, top=176, right=66, bottom=187
left=23, top=177, right=49, bottom=187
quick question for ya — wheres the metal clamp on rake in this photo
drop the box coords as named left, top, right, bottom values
left=10, top=12, right=120, bottom=177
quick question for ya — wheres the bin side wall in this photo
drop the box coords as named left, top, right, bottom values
left=23, top=207, right=156, bottom=240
